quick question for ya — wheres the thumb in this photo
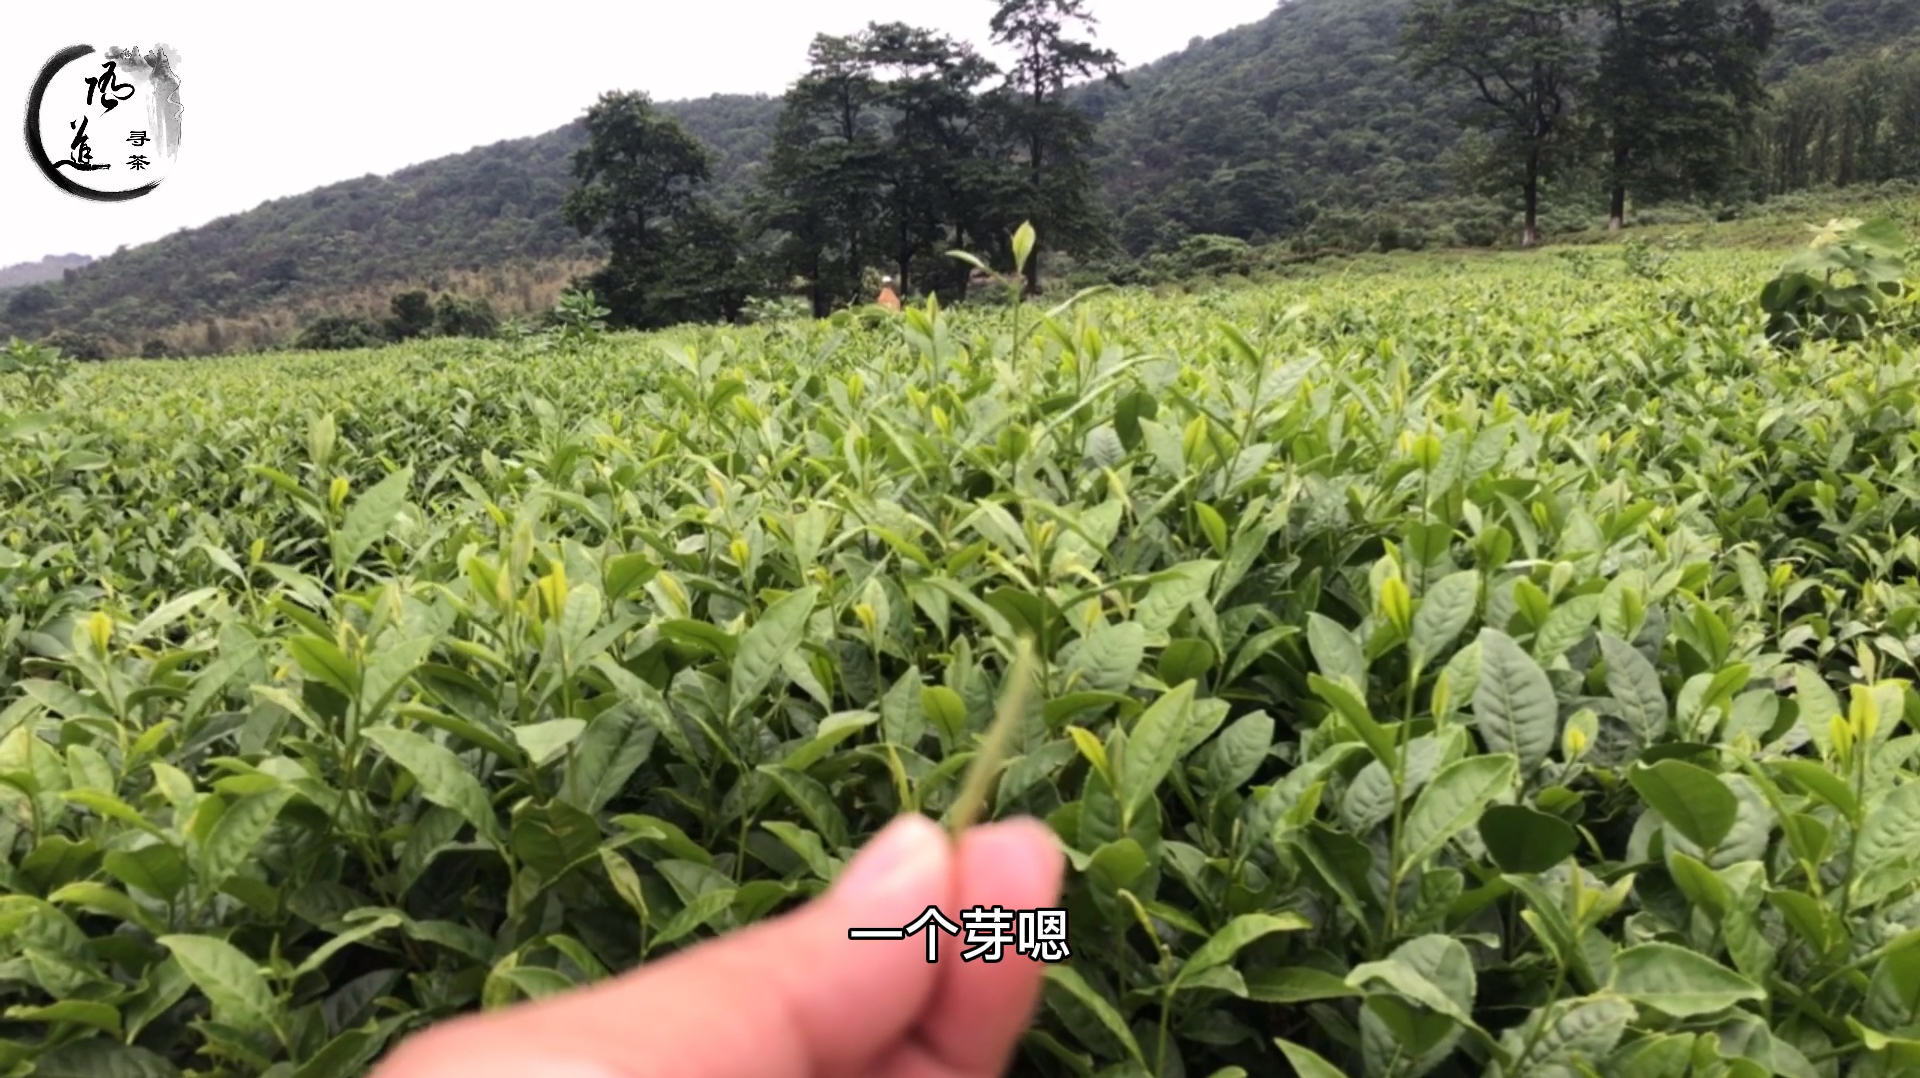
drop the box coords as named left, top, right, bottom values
left=374, top=812, right=955, bottom=1078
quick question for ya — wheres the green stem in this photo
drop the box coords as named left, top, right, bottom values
left=1385, top=658, right=1425, bottom=944
left=1509, top=963, right=1569, bottom=1074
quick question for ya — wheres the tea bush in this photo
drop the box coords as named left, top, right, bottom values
left=5, top=244, right=1920, bottom=1078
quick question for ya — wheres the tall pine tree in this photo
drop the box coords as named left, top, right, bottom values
left=987, top=0, right=1126, bottom=291
left=1592, top=0, right=1775, bottom=229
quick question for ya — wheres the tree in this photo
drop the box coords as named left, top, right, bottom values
left=562, top=91, right=744, bottom=330
left=866, top=23, right=1003, bottom=297
left=987, top=0, right=1127, bottom=290
left=1592, top=0, right=1775, bottom=230
left=293, top=316, right=385, bottom=352
left=434, top=294, right=500, bottom=339
left=1404, top=0, right=1588, bottom=247
left=757, top=25, right=1016, bottom=313
left=759, top=33, right=890, bottom=316
left=386, top=290, right=435, bottom=340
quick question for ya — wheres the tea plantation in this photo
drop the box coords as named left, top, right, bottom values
left=4, top=234, right=1920, bottom=1078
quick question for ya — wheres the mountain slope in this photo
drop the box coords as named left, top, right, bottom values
left=0, top=254, right=93, bottom=294
left=1077, top=0, right=1465, bottom=252
left=0, top=96, right=778, bottom=353
left=1080, top=0, right=1920, bottom=254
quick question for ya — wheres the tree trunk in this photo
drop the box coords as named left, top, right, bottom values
left=1026, top=128, right=1044, bottom=295
left=1523, top=146, right=1541, bottom=249
left=1027, top=60, right=1046, bottom=296
left=1609, top=141, right=1628, bottom=233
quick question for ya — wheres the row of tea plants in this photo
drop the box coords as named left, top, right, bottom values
left=3, top=233, right=1920, bottom=1078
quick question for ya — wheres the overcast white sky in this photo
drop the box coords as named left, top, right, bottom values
left=0, top=0, right=1278, bottom=270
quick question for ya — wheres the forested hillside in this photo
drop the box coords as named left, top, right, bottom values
left=1078, top=0, right=1464, bottom=253
left=0, top=254, right=92, bottom=293
left=0, top=97, right=778, bottom=355
left=4, top=0, right=1915, bottom=356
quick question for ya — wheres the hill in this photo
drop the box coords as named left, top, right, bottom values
left=1081, top=0, right=1920, bottom=255
left=3, top=0, right=1915, bottom=356
left=0, top=254, right=92, bottom=293
left=1076, top=0, right=1464, bottom=254
left=0, top=96, right=778, bottom=356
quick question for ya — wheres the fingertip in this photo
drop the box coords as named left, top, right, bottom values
left=962, top=816, right=1067, bottom=902
left=901, top=816, right=1070, bottom=1076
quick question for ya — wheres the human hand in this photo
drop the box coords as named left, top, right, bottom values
left=371, top=812, right=1066, bottom=1078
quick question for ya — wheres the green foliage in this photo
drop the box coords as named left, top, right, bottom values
left=0, top=336, right=73, bottom=405
left=757, top=20, right=1031, bottom=314
left=1751, top=48, right=1920, bottom=198
left=989, top=0, right=1128, bottom=291
left=547, top=288, right=610, bottom=347
left=38, top=331, right=108, bottom=363
left=432, top=294, right=499, bottom=340
left=385, top=291, right=436, bottom=342
left=1403, top=0, right=1588, bottom=247
left=0, top=98, right=778, bottom=351
left=563, top=91, right=747, bottom=330
left=293, top=315, right=388, bottom=352
left=7, top=243, right=1920, bottom=1077
left=1154, top=234, right=1258, bottom=279
left=1758, top=216, right=1911, bottom=344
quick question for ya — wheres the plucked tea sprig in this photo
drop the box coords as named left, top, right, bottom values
left=944, top=636, right=1038, bottom=839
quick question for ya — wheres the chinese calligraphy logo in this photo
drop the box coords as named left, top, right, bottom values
left=25, top=44, right=183, bottom=202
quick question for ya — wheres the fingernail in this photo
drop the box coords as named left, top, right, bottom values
left=834, top=813, right=947, bottom=897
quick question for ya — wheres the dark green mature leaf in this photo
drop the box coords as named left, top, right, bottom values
left=1502, top=998, right=1636, bottom=1077
left=287, top=636, right=358, bottom=698
left=1044, top=964, right=1146, bottom=1067
left=200, top=785, right=295, bottom=890
left=1612, top=943, right=1765, bottom=1016
left=1630, top=760, right=1738, bottom=849
left=103, top=844, right=188, bottom=901
left=1065, top=622, right=1147, bottom=696
left=1478, top=803, right=1578, bottom=873
left=1410, top=570, right=1479, bottom=667
left=1403, top=755, right=1516, bottom=871
left=1274, top=1037, right=1347, bottom=1078
left=562, top=706, right=658, bottom=813
left=1473, top=630, right=1558, bottom=770
left=159, top=934, right=279, bottom=1035
left=730, top=586, right=819, bottom=720
left=1308, top=613, right=1368, bottom=687
left=332, top=466, right=414, bottom=574
left=1120, top=681, right=1199, bottom=826
left=30, top=1039, right=181, bottom=1078
left=1855, top=780, right=1920, bottom=876
left=1173, top=912, right=1311, bottom=991
left=364, top=727, right=499, bottom=842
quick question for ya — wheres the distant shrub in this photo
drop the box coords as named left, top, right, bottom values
left=386, top=290, right=436, bottom=340
left=294, top=315, right=388, bottom=351
left=1452, top=212, right=1505, bottom=248
left=548, top=288, right=610, bottom=347
left=434, top=294, right=499, bottom=339
left=40, top=330, right=107, bottom=361
left=1158, top=234, right=1256, bottom=278
left=140, top=338, right=173, bottom=359
left=1629, top=203, right=1714, bottom=227
left=739, top=295, right=810, bottom=324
